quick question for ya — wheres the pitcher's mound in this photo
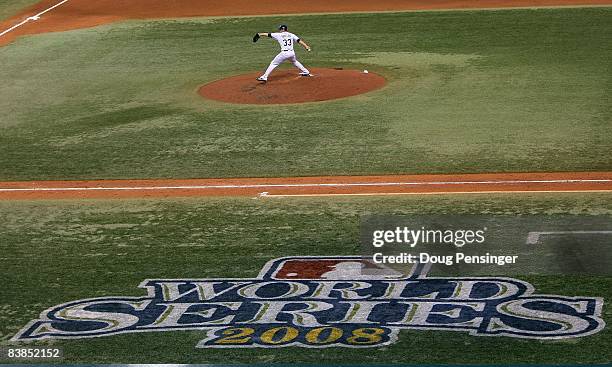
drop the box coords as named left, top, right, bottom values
left=198, top=68, right=386, bottom=105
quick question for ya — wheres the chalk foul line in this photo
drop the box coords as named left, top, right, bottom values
left=1, top=178, right=611, bottom=193
left=526, top=230, right=612, bottom=244
left=0, top=0, right=69, bottom=38
left=262, top=190, right=612, bottom=198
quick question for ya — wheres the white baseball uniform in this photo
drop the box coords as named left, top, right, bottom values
left=260, top=31, right=310, bottom=80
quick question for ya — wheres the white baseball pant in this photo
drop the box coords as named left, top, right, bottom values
left=261, top=51, right=309, bottom=80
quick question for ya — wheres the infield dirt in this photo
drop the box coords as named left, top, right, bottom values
left=1, top=172, right=611, bottom=200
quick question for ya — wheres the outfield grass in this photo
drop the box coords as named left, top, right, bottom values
left=0, top=7, right=610, bottom=180
left=0, top=0, right=40, bottom=21
left=1, top=193, right=611, bottom=363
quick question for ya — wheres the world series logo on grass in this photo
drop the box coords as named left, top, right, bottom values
left=13, top=256, right=605, bottom=348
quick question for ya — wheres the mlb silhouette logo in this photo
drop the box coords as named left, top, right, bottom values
left=259, top=256, right=429, bottom=280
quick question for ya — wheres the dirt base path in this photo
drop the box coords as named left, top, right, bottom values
left=2, top=0, right=611, bottom=46
left=1, top=172, right=611, bottom=200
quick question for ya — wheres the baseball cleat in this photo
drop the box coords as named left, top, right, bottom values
left=299, top=72, right=313, bottom=77
left=256, top=77, right=267, bottom=82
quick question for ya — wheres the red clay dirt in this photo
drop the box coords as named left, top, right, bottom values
left=199, top=68, right=386, bottom=104
left=2, top=0, right=612, bottom=46
left=1, top=172, right=611, bottom=200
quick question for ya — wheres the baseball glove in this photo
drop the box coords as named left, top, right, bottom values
left=253, top=33, right=260, bottom=43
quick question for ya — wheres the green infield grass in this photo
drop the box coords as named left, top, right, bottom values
left=0, top=193, right=611, bottom=364
left=0, top=7, right=610, bottom=180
